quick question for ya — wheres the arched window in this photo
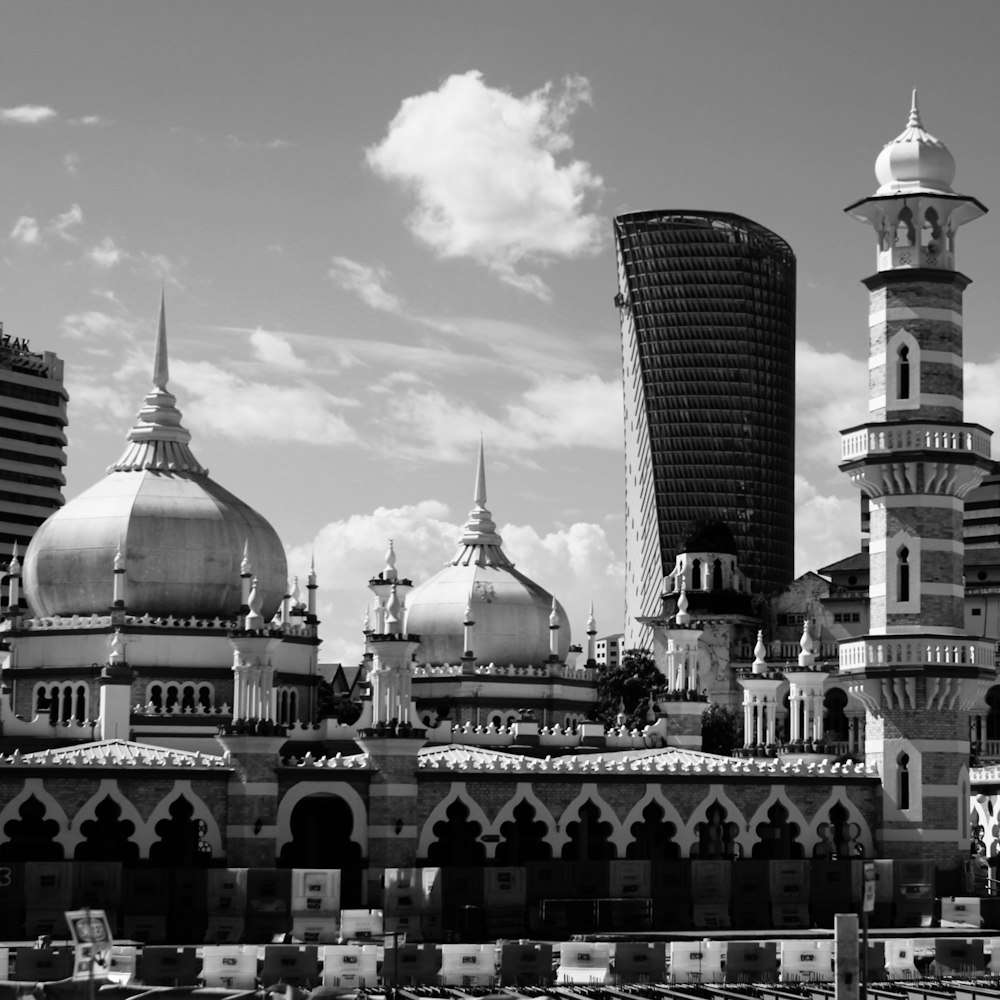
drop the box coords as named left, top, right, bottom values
left=712, top=559, right=723, bottom=590
left=895, top=207, right=915, bottom=247
left=898, top=753, right=910, bottom=810
left=692, top=559, right=702, bottom=590
left=898, top=546, right=910, bottom=603
left=898, top=346, right=910, bottom=400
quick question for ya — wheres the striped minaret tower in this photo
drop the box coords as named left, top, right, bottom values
left=838, top=92, right=994, bottom=865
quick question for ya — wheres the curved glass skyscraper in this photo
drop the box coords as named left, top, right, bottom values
left=614, top=211, right=796, bottom=646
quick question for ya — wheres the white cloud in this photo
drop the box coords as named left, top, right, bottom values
left=64, top=153, right=80, bottom=176
left=48, top=203, right=83, bottom=241
left=0, top=105, right=56, bottom=125
left=59, top=310, right=137, bottom=342
left=370, top=373, right=623, bottom=460
left=173, top=359, right=359, bottom=446
left=248, top=327, right=309, bottom=372
left=965, top=356, right=1000, bottom=432
left=329, top=256, right=403, bottom=314
left=87, top=236, right=124, bottom=268
left=794, top=475, right=861, bottom=577
left=9, top=216, right=40, bottom=246
left=367, top=70, right=604, bottom=298
left=69, top=115, right=108, bottom=126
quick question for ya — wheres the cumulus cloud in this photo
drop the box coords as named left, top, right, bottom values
left=173, top=359, right=358, bottom=446
left=329, top=256, right=403, bottom=314
left=87, top=236, right=124, bottom=268
left=9, top=216, right=40, bottom=245
left=0, top=105, right=56, bottom=124
left=248, top=327, right=309, bottom=372
left=367, top=70, right=604, bottom=298
left=287, top=501, right=623, bottom=667
left=794, top=475, right=861, bottom=577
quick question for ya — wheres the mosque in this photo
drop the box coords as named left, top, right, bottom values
left=0, top=94, right=999, bottom=943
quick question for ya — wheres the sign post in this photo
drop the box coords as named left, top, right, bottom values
left=861, top=861, right=876, bottom=1000
left=65, top=908, right=114, bottom=994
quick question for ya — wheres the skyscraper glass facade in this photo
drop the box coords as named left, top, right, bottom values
left=615, top=211, right=796, bottom=645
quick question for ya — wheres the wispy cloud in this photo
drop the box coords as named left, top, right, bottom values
left=330, top=256, right=403, bottom=314
left=248, top=328, right=309, bottom=373
left=68, top=115, right=109, bottom=126
left=367, top=70, right=604, bottom=299
left=49, top=203, right=83, bottom=241
left=0, top=105, right=56, bottom=125
left=60, top=310, right=138, bottom=342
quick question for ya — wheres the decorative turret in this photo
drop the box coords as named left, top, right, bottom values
left=585, top=603, right=597, bottom=667
left=4, top=543, right=22, bottom=621
left=838, top=94, right=993, bottom=865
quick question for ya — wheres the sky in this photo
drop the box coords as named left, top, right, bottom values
left=2, top=0, right=1000, bottom=664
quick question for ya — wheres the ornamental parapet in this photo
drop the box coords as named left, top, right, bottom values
left=281, top=750, right=372, bottom=769
left=5, top=613, right=317, bottom=639
left=418, top=752, right=876, bottom=777
left=411, top=661, right=596, bottom=681
left=839, top=636, right=998, bottom=672
left=0, top=746, right=229, bottom=768
left=841, top=421, right=992, bottom=463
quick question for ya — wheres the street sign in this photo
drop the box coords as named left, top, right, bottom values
left=65, top=908, right=114, bottom=980
left=863, top=860, right=876, bottom=913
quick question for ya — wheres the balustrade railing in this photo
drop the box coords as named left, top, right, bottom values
left=841, top=422, right=991, bottom=462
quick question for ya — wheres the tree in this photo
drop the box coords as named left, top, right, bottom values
left=701, top=702, right=741, bottom=756
left=594, top=648, right=664, bottom=730
left=316, top=679, right=362, bottom=725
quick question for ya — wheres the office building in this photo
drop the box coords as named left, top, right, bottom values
left=614, top=211, right=796, bottom=647
left=0, top=330, right=67, bottom=565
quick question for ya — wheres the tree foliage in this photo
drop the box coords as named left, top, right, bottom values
left=594, top=647, right=664, bottom=730
left=701, top=702, right=741, bottom=756
left=316, top=679, right=362, bottom=724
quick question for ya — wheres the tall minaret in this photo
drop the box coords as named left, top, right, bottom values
left=839, top=93, right=993, bottom=865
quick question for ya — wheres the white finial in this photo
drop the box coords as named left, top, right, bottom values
left=308, top=554, right=317, bottom=587
left=153, top=290, right=169, bottom=390
left=113, top=538, right=124, bottom=572
left=798, top=619, right=816, bottom=668
left=753, top=629, right=768, bottom=674
left=549, top=596, right=559, bottom=629
left=386, top=583, right=401, bottom=633
left=109, top=629, right=124, bottom=666
left=363, top=606, right=372, bottom=634
left=464, top=586, right=475, bottom=625
left=291, top=576, right=301, bottom=604
left=586, top=601, right=596, bottom=634
left=245, top=577, right=263, bottom=629
left=384, top=539, right=398, bottom=582
left=240, top=540, right=251, bottom=576
left=908, top=88, right=921, bottom=129
left=676, top=584, right=690, bottom=626
left=8, top=540, right=19, bottom=573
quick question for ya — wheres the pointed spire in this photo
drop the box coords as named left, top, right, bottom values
left=240, top=540, right=251, bottom=577
left=153, top=289, right=169, bottom=390
left=549, top=596, right=560, bottom=629
left=474, top=437, right=487, bottom=508
left=112, top=296, right=206, bottom=475
left=451, top=441, right=511, bottom=567
left=586, top=601, right=596, bottom=635
left=8, top=540, right=19, bottom=574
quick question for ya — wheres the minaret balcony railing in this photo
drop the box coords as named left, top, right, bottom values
left=841, top=422, right=992, bottom=462
left=839, top=636, right=998, bottom=672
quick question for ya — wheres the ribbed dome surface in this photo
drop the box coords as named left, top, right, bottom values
left=24, top=469, right=287, bottom=619
left=403, top=444, right=570, bottom=667
left=23, top=300, right=287, bottom=620
left=875, top=91, right=956, bottom=195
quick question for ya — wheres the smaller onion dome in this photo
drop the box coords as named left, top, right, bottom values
left=679, top=520, right=738, bottom=556
left=874, top=90, right=956, bottom=196
left=403, top=442, right=569, bottom=666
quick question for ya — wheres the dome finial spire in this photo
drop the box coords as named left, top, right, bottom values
left=153, top=289, right=169, bottom=390
left=474, top=436, right=487, bottom=508
left=908, top=87, right=921, bottom=129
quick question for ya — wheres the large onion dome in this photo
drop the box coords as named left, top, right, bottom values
left=23, top=299, right=287, bottom=619
left=403, top=444, right=570, bottom=666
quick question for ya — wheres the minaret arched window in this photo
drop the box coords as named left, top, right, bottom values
left=713, top=559, right=723, bottom=590
left=897, top=346, right=910, bottom=400
left=895, top=206, right=915, bottom=247
left=898, top=546, right=910, bottom=603
left=898, top=752, right=910, bottom=810
left=692, top=559, right=702, bottom=590
left=922, top=207, right=941, bottom=248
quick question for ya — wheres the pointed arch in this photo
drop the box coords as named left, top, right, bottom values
left=687, top=785, right=748, bottom=859
left=552, top=783, right=622, bottom=858
left=807, top=790, right=875, bottom=859
left=488, top=782, right=559, bottom=858
left=620, top=785, right=687, bottom=857
left=275, top=781, right=368, bottom=858
left=144, top=779, right=223, bottom=859
left=888, top=528, right=920, bottom=613
left=65, top=779, right=148, bottom=857
left=885, top=329, right=920, bottom=413
left=0, top=778, right=74, bottom=856
left=417, top=782, right=491, bottom=860
left=746, top=788, right=810, bottom=858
